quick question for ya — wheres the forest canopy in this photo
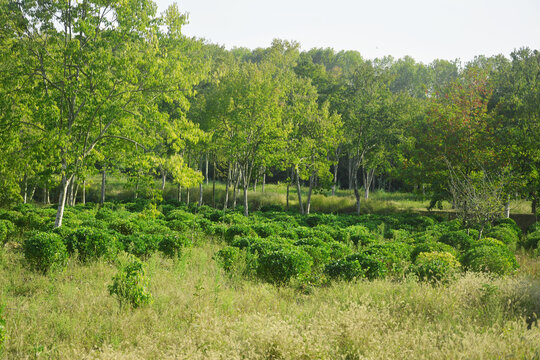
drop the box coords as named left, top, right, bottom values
left=0, top=0, right=538, bottom=223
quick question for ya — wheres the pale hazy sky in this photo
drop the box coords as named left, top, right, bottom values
left=155, top=0, right=539, bottom=64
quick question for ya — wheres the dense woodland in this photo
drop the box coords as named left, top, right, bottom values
left=0, top=0, right=539, bottom=224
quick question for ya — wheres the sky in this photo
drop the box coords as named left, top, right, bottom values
left=155, top=0, right=540, bottom=64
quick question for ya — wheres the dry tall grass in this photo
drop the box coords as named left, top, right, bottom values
left=1, top=241, right=539, bottom=359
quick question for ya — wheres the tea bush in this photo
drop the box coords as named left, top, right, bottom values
left=121, top=234, right=161, bottom=258
left=0, top=220, right=15, bottom=244
left=523, top=231, right=540, bottom=250
left=256, top=247, right=312, bottom=284
left=108, top=256, right=152, bottom=308
left=324, top=257, right=364, bottom=281
left=109, top=219, right=139, bottom=236
left=23, top=232, right=68, bottom=273
left=215, top=246, right=242, bottom=273
left=438, top=230, right=474, bottom=251
left=411, top=242, right=459, bottom=262
left=64, top=227, right=119, bottom=261
left=412, top=251, right=460, bottom=283
left=493, top=218, right=522, bottom=238
left=485, top=226, right=519, bottom=250
left=225, top=224, right=255, bottom=243
left=461, top=245, right=518, bottom=275
left=362, top=242, right=412, bottom=276
left=251, top=222, right=281, bottom=238
left=158, top=233, right=190, bottom=258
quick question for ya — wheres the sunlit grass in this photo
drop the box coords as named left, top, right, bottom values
left=83, top=175, right=532, bottom=215
left=1, top=242, right=539, bottom=359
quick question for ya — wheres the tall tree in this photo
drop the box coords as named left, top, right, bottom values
left=7, top=0, right=202, bottom=226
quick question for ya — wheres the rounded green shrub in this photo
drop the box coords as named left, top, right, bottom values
left=342, top=253, right=387, bottom=280
left=438, top=230, right=474, bottom=251
left=295, top=226, right=314, bottom=239
left=215, top=246, right=241, bottom=272
left=0, top=220, right=15, bottom=244
left=324, top=257, right=364, bottom=281
left=413, top=251, right=460, bottom=283
left=251, top=222, right=281, bottom=238
left=472, top=237, right=507, bottom=249
left=363, top=242, right=412, bottom=276
left=486, top=226, right=519, bottom=251
left=527, top=223, right=540, bottom=234
left=158, top=233, right=190, bottom=258
left=523, top=231, right=540, bottom=250
left=95, top=207, right=117, bottom=221
left=23, top=232, right=68, bottom=273
left=411, top=242, right=459, bottom=262
left=109, top=219, right=139, bottom=236
left=494, top=218, right=522, bottom=238
left=296, top=243, right=331, bottom=272
left=248, top=236, right=291, bottom=256
left=461, top=245, right=518, bottom=275
left=121, top=234, right=161, bottom=258
left=64, top=227, right=119, bottom=261
left=0, top=209, right=22, bottom=224
left=345, top=225, right=377, bottom=246
left=225, top=224, right=255, bottom=244
left=277, top=228, right=299, bottom=241
left=108, top=257, right=152, bottom=308
left=257, top=247, right=312, bottom=285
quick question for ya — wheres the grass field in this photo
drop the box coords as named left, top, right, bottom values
left=1, top=243, right=540, bottom=359
left=84, top=176, right=534, bottom=215
left=1, top=178, right=538, bottom=359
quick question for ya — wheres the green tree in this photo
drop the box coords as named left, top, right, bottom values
left=7, top=0, right=202, bottom=226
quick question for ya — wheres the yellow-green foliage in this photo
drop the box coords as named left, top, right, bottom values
left=414, top=251, right=461, bottom=283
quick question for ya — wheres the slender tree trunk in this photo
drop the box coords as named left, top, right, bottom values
left=198, top=156, right=204, bottom=206
left=198, top=182, right=203, bottom=206
left=29, top=186, right=36, bottom=203
left=23, top=174, right=28, bottom=204
left=161, top=170, right=167, bottom=191
left=205, top=152, right=209, bottom=185
left=287, top=166, right=293, bottom=210
left=100, top=169, right=106, bottom=205
left=504, top=195, right=510, bottom=218
left=232, top=165, right=240, bottom=208
left=353, top=165, right=361, bottom=215
left=43, top=185, right=48, bottom=204
left=224, top=162, right=231, bottom=210
left=332, top=163, right=339, bottom=196
left=72, top=181, right=79, bottom=206
left=262, top=172, right=266, bottom=193
left=306, top=172, right=315, bottom=215
left=362, top=168, right=375, bottom=200
left=295, top=168, right=304, bottom=215
left=243, top=185, right=249, bottom=216
left=348, top=157, right=353, bottom=190
left=82, top=180, right=86, bottom=205
left=54, top=174, right=72, bottom=228
left=66, top=179, right=73, bottom=207
left=46, top=186, right=50, bottom=204
left=186, top=188, right=190, bottom=205
left=532, top=193, right=537, bottom=215
left=212, top=160, right=216, bottom=208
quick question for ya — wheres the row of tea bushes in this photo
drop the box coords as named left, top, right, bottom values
left=0, top=201, right=532, bottom=284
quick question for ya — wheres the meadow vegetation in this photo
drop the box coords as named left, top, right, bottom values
left=0, top=197, right=539, bottom=359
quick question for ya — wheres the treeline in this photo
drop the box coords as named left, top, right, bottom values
left=0, top=0, right=538, bottom=225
